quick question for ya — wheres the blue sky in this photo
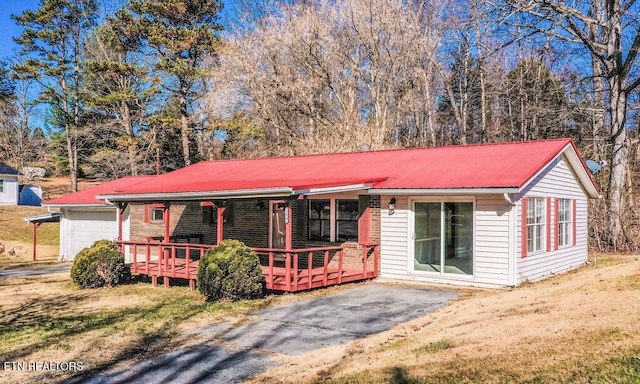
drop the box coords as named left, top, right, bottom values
left=0, top=0, right=239, bottom=62
left=0, top=0, right=40, bottom=61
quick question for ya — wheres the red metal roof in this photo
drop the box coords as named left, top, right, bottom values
left=94, top=138, right=597, bottom=199
left=43, top=176, right=154, bottom=206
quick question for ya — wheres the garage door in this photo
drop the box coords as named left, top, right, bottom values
left=65, top=209, right=118, bottom=260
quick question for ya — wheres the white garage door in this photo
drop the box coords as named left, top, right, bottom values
left=64, top=209, right=118, bottom=260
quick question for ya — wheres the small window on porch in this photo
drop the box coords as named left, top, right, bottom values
left=308, top=200, right=330, bottom=241
left=151, top=207, right=164, bottom=221
left=144, top=203, right=166, bottom=223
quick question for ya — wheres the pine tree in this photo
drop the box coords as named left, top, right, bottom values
left=116, top=0, right=223, bottom=166
left=12, top=0, right=98, bottom=191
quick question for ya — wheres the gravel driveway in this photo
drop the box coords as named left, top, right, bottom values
left=0, top=262, right=71, bottom=279
left=70, top=284, right=458, bottom=384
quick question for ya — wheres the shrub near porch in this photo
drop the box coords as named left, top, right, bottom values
left=197, top=240, right=264, bottom=301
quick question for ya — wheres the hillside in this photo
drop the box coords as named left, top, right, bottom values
left=252, top=254, right=640, bottom=383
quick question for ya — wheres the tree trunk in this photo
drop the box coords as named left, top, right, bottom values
left=607, top=76, right=628, bottom=249
left=180, top=94, right=191, bottom=166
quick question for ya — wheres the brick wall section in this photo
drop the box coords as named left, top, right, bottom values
left=223, top=200, right=270, bottom=248
left=129, top=194, right=381, bottom=272
left=129, top=202, right=217, bottom=244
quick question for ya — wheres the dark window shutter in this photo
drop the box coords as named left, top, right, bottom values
left=296, top=200, right=306, bottom=240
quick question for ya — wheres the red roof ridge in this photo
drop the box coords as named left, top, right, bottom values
left=194, top=138, right=573, bottom=165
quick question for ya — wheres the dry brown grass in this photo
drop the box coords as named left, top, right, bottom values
left=1, top=254, right=639, bottom=383
left=0, top=206, right=60, bottom=268
left=251, top=254, right=640, bottom=384
left=0, top=177, right=101, bottom=268
left=0, top=270, right=365, bottom=384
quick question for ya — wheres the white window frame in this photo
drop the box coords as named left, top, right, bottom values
left=408, top=197, right=476, bottom=277
left=150, top=207, right=164, bottom=221
left=527, top=197, right=545, bottom=254
left=558, top=198, right=571, bottom=247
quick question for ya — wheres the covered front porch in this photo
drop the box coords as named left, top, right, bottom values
left=114, top=192, right=381, bottom=292
left=117, top=240, right=379, bottom=292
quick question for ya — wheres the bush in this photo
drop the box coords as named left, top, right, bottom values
left=71, top=240, right=129, bottom=288
left=197, top=239, right=264, bottom=302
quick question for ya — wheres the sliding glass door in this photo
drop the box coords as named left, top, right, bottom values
left=413, top=201, right=473, bottom=275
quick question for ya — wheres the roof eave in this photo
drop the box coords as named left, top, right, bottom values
left=294, top=183, right=372, bottom=195
left=371, top=187, right=520, bottom=195
left=97, top=187, right=295, bottom=202
left=519, top=142, right=602, bottom=199
left=43, top=203, right=109, bottom=208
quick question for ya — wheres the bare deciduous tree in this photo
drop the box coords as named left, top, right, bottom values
left=209, top=0, right=455, bottom=155
left=488, top=0, right=640, bottom=248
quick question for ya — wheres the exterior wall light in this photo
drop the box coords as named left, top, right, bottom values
left=389, top=197, right=396, bottom=215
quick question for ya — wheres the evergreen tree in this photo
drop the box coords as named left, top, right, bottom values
left=503, top=59, right=569, bottom=141
left=115, top=0, right=223, bottom=166
left=12, top=0, right=99, bottom=191
left=83, top=19, right=158, bottom=176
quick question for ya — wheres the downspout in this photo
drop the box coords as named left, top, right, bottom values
left=503, top=193, right=516, bottom=206
left=505, top=192, right=518, bottom=287
left=163, top=203, right=171, bottom=243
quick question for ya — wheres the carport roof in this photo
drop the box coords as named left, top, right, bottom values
left=94, top=138, right=599, bottom=201
left=43, top=176, right=155, bottom=207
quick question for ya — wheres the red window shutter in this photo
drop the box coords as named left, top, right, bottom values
left=546, top=198, right=551, bottom=252
left=358, top=207, right=371, bottom=243
left=554, top=198, right=559, bottom=250
left=144, top=204, right=150, bottom=223
left=358, top=195, right=371, bottom=243
left=572, top=199, right=577, bottom=246
left=521, top=197, right=528, bottom=258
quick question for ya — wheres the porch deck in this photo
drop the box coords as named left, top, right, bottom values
left=118, top=241, right=379, bottom=292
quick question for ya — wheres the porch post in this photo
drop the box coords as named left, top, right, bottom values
left=32, top=223, right=37, bottom=261
left=217, top=207, right=226, bottom=245
left=163, top=203, right=170, bottom=243
left=117, top=204, right=125, bottom=241
left=285, top=206, right=292, bottom=250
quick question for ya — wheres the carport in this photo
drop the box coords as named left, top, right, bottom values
left=23, top=213, right=61, bottom=260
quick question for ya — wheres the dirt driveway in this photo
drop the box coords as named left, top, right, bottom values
left=70, top=284, right=458, bottom=384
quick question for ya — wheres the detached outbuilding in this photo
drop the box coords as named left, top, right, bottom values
left=43, top=176, right=153, bottom=261
left=48, top=138, right=601, bottom=288
left=0, top=163, right=20, bottom=205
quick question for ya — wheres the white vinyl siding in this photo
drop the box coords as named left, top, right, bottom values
left=0, top=177, right=19, bottom=205
left=516, top=155, right=588, bottom=284
left=380, top=196, right=410, bottom=277
left=474, top=195, right=512, bottom=285
left=379, top=194, right=513, bottom=288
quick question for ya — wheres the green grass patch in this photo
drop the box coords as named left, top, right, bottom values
left=0, top=206, right=59, bottom=246
left=412, top=339, right=454, bottom=357
left=586, top=350, right=640, bottom=383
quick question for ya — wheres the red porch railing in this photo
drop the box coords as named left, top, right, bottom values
left=118, top=240, right=212, bottom=289
left=116, top=240, right=379, bottom=292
